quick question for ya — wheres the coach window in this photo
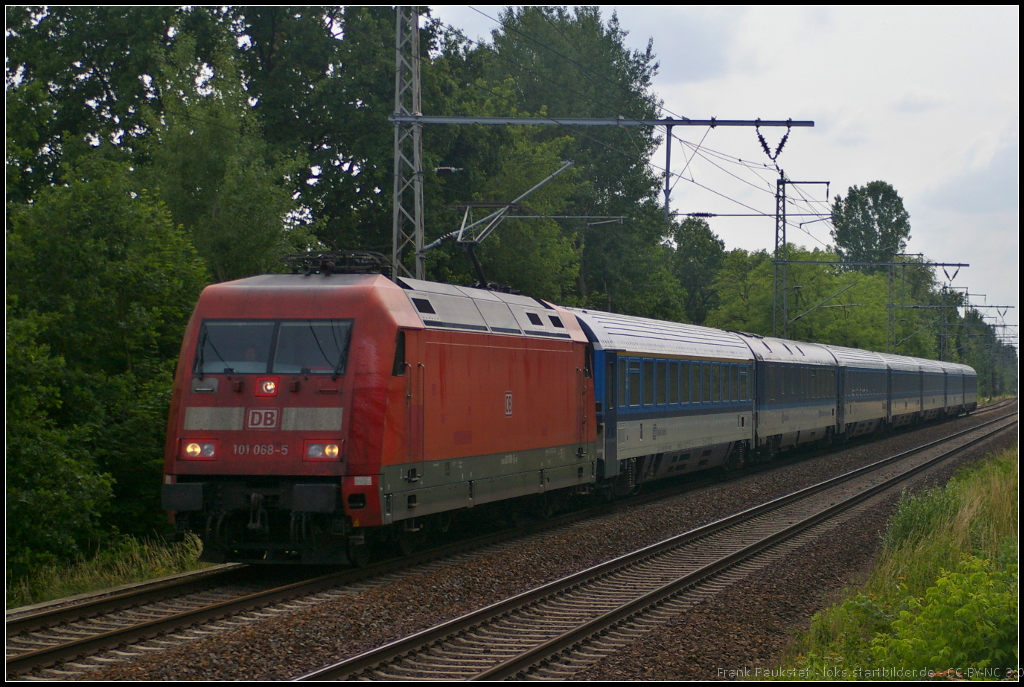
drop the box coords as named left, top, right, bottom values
left=628, top=359, right=641, bottom=407
left=668, top=361, right=679, bottom=404
left=656, top=361, right=667, bottom=405
left=643, top=359, right=655, bottom=406
left=680, top=362, right=691, bottom=404
left=618, top=360, right=626, bottom=408
left=702, top=364, right=712, bottom=403
left=739, top=366, right=748, bottom=401
left=608, top=361, right=616, bottom=410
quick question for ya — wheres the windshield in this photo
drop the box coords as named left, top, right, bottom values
left=195, top=319, right=353, bottom=375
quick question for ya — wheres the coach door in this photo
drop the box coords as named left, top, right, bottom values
left=576, top=344, right=592, bottom=457
left=836, top=366, right=846, bottom=431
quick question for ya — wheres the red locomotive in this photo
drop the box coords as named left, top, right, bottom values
left=162, top=272, right=596, bottom=564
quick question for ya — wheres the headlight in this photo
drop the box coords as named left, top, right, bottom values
left=255, top=377, right=279, bottom=397
left=182, top=442, right=216, bottom=459
left=305, top=442, right=341, bottom=461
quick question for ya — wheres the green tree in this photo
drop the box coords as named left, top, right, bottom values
left=705, top=248, right=773, bottom=334
left=7, top=156, right=209, bottom=538
left=706, top=245, right=899, bottom=354
left=830, top=181, right=911, bottom=270
left=670, top=217, right=725, bottom=324
left=461, top=131, right=582, bottom=302
left=225, top=6, right=406, bottom=253
left=6, top=304, right=114, bottom=578
left=4, top=6, right=223, bottom=203
left=141, top=33, right=312, bottom=282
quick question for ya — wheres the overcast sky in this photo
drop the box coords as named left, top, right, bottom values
left=431, top=5, right=1019, bottom=346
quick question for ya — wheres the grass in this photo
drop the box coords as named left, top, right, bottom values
left=6, top=533, right=208, bottom=609
left=772, top=445, right=1018, bottom=680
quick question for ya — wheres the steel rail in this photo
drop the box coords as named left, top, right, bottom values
left=6, top=564, right=246, bottom=636
left=4, top=524, right=534, bottom=677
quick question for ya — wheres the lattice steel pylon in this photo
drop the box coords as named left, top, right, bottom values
left=772, top=172, right=787, bottom=337
left=392, top=6, right=424, bottom=280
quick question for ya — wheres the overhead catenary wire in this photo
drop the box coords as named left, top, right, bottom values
left=416, top=12, right=844, bottom=264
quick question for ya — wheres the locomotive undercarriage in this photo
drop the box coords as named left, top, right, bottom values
left=166, top=477, right=366, bottom=565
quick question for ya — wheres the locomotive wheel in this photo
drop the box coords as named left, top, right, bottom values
left=348, top=541, right=372, bottom=568
left=397, top=526, right=428, bottom=556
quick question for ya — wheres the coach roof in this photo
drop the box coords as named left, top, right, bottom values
left=567, top=308, right=753, bottom=361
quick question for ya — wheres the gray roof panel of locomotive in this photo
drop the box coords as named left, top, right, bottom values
left=397, top=278, right=570, bottom=339
left=566, top=308, right=753, bottom=361
left=732, top=333, right=836, bottom=366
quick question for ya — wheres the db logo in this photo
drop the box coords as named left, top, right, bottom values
left=247, top=408, right=279, bottom=430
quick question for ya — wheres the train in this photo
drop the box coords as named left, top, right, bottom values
left=161, top=270, right=977, bottom=564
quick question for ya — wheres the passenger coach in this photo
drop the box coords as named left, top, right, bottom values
left=569, top=309, right=755, bottom=493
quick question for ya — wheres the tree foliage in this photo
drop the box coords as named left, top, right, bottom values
left=6, top=305, right=114, bottom=577
left=4, top=6, right=221, bottom=202
left=670, top=217, right=725, bottom=324
left=830, top=181, right=911, bottom=270
left=140, top=33, right=312, bottom=281
left=6, top=156, right=209, bottom=567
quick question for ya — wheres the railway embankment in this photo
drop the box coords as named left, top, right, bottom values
left=575, top=428, right=1017, bottom=681
left=772, top=442, right=1018, bottom=681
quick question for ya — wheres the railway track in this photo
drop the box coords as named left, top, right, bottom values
left=298, top=410, right=1016, bottom=681
left=5, top=528, right=531, bottom=678
left=7, top=403, right=1013, bottom=679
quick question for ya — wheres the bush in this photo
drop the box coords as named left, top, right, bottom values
left=778, top=448, right=1018, bottom=680
left=871, top=553, right=1018, bottom=675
